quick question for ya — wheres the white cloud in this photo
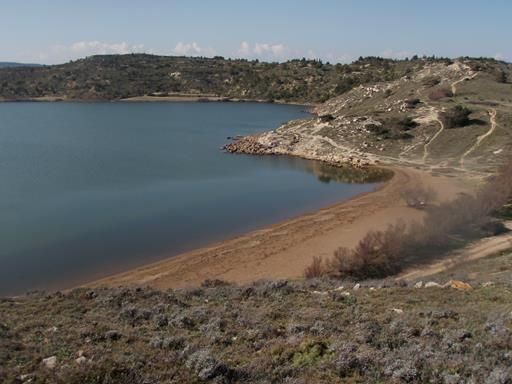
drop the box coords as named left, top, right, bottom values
left=237, top=41, right=289, bottom=61
left=325, top=53, right=354, bottom=63
left=70, top=41, right=144, bottom=55
left=173, top=41, right=215, bottom=57
left=254, top=43, right=285, bottom=56
left=381, top=49, right=415, bottom=60
left=31, top=41, right=145, bottom=64
left=495, top=52, right=505, bottom=61
left=238, top=41, right=251, bottom=56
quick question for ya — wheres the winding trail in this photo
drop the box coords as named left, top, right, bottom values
left=451, top=72, right=478, bottom=95
left=399, top=221, right=512, bottom=281
left=460, top=109, right=498, bottom=167
left=422, top=109, right=444, bottom=163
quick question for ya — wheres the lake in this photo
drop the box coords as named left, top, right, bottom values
left=0, top=102, right=379, bottom=294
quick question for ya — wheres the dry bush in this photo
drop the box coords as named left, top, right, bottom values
left=309, top=158, right=512, bottom=280
left=400, top=183, right=438, bottom=209
left=326, top=221, right=407, bottom=279
left=304, top=256, right=324, bottom=278
left=422, top=76, right=441, bottom=87
left=428, top=88, right=453, bottom=101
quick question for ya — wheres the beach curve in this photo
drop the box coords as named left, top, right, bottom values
left=85, top=165, right=468, bottom=290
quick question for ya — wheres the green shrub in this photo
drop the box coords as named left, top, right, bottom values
left=443, top=105, right=472, bottom=128
left=428, top=88, right=453, bottom=101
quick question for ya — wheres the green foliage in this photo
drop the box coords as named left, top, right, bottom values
left=0, top=54, right=427, bottom=103
left=443, top=105, right=472, bottom=128
left=292, top=341, right=330, bottom=368
left=367, top=116, right=418, bottom=140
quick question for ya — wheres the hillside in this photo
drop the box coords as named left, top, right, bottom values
left=225, top=58, right=512, bottom=174
left=0, top=54, right=444, bottom=103
left=1, top=253, right=511, bottom=383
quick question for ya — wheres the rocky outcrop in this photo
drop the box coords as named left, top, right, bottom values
left=224, top=59, right=512, bottom=175
left=223, top=136, right=270, bottom=155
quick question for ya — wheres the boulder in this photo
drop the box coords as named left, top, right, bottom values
left=424, top=281, right=442, bottom=288
left=42, top=356, right=57, bottom=369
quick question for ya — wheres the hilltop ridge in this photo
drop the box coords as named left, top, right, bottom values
left=0, top=54, right=489, bottom=103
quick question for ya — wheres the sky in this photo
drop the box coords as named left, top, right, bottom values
left=1, top=0, right=510, bottom=64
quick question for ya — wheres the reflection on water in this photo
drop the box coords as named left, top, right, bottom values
left=0, top=102, right=380, bottom=295
left=255, top=155, right=393, bottom=184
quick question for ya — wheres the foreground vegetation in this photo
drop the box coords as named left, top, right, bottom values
left=1, top=271, right=511, bottom=383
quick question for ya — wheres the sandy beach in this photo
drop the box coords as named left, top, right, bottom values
left=119, top=95, right=314, bottom=106
left=86, top=166, right=471, bottom=290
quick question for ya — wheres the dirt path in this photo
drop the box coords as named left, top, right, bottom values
left=422, top=108, right=444, bottom=163
left=399, top=223, right=512, bottom=281
left=451, top=72, right=478, bottom=95
left=86, top=167, right=469, bottom=290
left=460, top=109, right=497, bottom=167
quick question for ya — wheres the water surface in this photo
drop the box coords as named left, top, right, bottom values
left=0, top=102, right=378, bottom=294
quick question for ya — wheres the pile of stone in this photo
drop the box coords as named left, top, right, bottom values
left=223, top=136, right=269, bottom=155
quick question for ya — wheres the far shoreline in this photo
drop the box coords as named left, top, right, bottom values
left=0, top=95, right=317, bottom=108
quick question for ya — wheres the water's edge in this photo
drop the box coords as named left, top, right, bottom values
left=0, top=102, right=379, bottom=294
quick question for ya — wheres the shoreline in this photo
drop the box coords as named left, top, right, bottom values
left=84, top=165, right=470, bottom=290
left=0, top=95, right=317, bottom=107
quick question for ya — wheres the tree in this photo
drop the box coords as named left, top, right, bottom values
left=443, top=105, right=472, bottom=128
left=497, top=70, right=508, bottom=84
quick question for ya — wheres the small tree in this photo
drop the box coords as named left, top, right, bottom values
left=304, top=256, right=324, bottom=279
left=443, top=105, right=471, bottom=128
left=497, top=70, right=508, bottom=84
left=428, top=88, right=453, bottom=101
left=325, top=221, right=407, bottom=279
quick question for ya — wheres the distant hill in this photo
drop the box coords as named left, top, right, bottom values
left=0, top=54, right=508, bottom=104
left=0, top=62, right=42, bottom=68
left=0, top=54, right=451, bottom=103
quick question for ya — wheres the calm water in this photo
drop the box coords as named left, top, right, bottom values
left=0, top=102, right=378, bottom=294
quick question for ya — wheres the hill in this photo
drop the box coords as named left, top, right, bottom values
left=0, top=54, right=450, bottom=103
left=225, top=57, right=512, bottom=174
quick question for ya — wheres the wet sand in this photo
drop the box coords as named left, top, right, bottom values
left=85, top=166, right=470, bottom=290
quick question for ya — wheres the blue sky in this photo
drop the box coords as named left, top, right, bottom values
left=1, top=0, right=510, bottom=64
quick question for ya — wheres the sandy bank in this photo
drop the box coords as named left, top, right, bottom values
left=0, top=95, right=315, bottom=107
left=119, top=95, right=313, bottom=106
left=85, top=166, right=470, bottom=290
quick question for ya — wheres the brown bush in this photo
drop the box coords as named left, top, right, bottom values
left=428, top=88, right=453, bottom=101
left=400, top=183, right=438, bottom=209
left=422, top=76, right=441, bottom=87
left=326, top=221, right=407, bottom=279
left=304, top=256, right=324, bottom=278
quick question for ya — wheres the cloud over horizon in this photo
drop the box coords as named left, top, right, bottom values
left=173, top=41, right=215, bottom=57
left=21, top=40, right=507, bottom=66
left=237, top=41, right=289, bottom=61
left=70, top=41, right=145, bottom=55
left=34, top=41, right=145, bottom=64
